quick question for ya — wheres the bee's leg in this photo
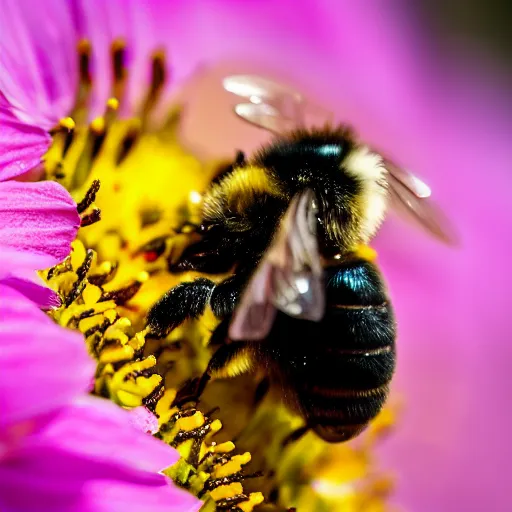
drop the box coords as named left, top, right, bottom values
left=209, top=273, right=249, bottom=319
left=173, top=341, right=251, bottom=407
left=146, top=277, right=216, bottom=338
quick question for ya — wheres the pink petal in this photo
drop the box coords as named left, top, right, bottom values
left=0, top=180, right=79, bottom=266
left=0, top=0, right=78, bottom=130
left=0, top=275, right=59, bottom=309
left=0, top=103, right=50, bottom=181
left=86, top=478, right=202, bottom=512
left=129, top=406, right=160, bottom=434
left=39, top=396, right=180, bottom=473
left=0, top=245, right=57, bottom=280
left=72, top=0, right=165, bottom=119
left=0, top=444, right=173, bottom=512
left=0, top=285, right=94, bottom=427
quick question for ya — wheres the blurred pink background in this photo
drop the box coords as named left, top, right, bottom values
left=162, top=2, right=511, bottom=511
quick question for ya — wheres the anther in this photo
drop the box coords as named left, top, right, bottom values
left=72, top=39, right=93, bottom=123
left=105, top=97, right=119, bottom=125
left=88, top=262, right=118, bottom=287
left=111, top=39, right=127, bottom=101
left=72, top=117, right=107, bottom=188
left=78, top=39, right=92, bottom=86
left=77, top=179, right=101, bottom=214
left=142, top=384, right=164, bottom=412
left=64, top=249, right=93, bottom=307
left=215, top=494, right=249, bottom=510
left=141, top=49, right=167, bottom=124
left=99, top=274, right=147, bottom=304
left=80, top=208, right=101, bottom=227
left=116, top=122, right=140, bottom=165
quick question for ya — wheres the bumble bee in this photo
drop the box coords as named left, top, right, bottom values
left=146, top=76, right=455, bottom=443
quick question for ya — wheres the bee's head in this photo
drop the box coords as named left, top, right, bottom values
left=256, top=127, right=389, bottom=253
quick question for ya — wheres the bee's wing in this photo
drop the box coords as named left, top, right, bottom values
left=229, top=189, right=325, bottom=341
left=224, top=74, right=457, bottom=246
left=223, top=74, right=331, bottom=134
left=383, top=158, right=458, bottom=245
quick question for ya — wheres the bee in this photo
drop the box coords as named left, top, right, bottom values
left=146, top=75, right=455, bottom=443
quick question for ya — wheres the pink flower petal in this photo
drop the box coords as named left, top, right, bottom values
left=86, top=478, right=202, bottom=512
left=0, top=0, right=78, bottom=130
left=72, top=0, right=165, bottom=119
left=0, top=444, right=176, bottom=512
left=39, top=396, right=180, bottom=473
left=0, top=245, right=56, bottom=280
left=0, top=103, right=51, bottom=181
left=129, top=406, right=160, bottom=434
left=0, top=275, right=59, bottom=309
left=0, top=285, right=94, bottom=427
left=0, top=180, right=79, bottom=266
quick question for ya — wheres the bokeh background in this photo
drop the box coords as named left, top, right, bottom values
left=156, top=1, right=511, bottom=511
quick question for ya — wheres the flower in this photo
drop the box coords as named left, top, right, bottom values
left=0, top=178, right=80, bottom=308
left=0, top=267, right=201, bottom=511
left=7, top=1, right=507, bottom=512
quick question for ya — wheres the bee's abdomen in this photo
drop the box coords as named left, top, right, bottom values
left=270, top=260, right=396, bottom=442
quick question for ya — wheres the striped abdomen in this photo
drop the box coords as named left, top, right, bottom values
left=265, top=259, right=396, bottom=443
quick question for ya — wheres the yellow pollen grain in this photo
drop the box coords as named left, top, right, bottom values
left=209, top=482, right=243, bottom=501
left=59, top=117, right=76, bottom=130
left=239, top=493, right=264, bottom=511
left=209, top=419, right=222, bottom=435
left=176, top=411, right=204, bottom=431
left=107, top=97, right=119, bottom=110
left=100, top=345, right=134, bottom=364
left=212, top=452, right=251, bottom=478
left=90, top=117, right=105, bottom=133
left=82, top=284, right=102, bottom=305
left=136, top=271, right=149, bottom=283
left=212, top=441, right=235, bottom=453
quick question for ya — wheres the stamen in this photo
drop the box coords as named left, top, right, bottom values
left=72, top=117, right=107, bottom=188
left=99, top=272, right=148, bottom=304
left=111, top=39, right=127, bottom=102
left=142, top=383, right=165, bottom=412
left=116, top=122, right=141, bottom=165
left=64, top=249, right=93, bottom=307
left=215, top=494, right=249, bottom=510
left=141, top=49, right=167, bottom=126
left=88, top=262, right=118, bottom=286
left=80, top=208, right=101, bottom=227
left=105, top=97, right=120, bottom=125
left=73, top=39, right=93, bottom=124
left=201, top=471, right=264, bottom=495
left=78, top=39, right=92, bottom=86
left=140, top=208, right=163, bottom=229
left=77, top=179, right=101, bottom=213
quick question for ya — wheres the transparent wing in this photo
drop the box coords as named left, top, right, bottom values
left=383, top=158, right=458, bottom=245
left=229, top=189, right=325, bottom=341
left=224, top=74, right=457, bottom=246
left=223, top=74, right=332, bottom=134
